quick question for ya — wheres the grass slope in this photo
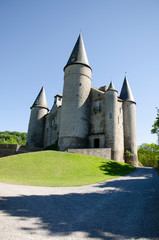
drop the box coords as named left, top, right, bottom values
left=0, top=151, right=135, bottom=187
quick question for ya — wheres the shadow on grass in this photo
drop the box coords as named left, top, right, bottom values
left=0, top=168, right=159, bottom=239
left=99, top=160, right=135, bottom=176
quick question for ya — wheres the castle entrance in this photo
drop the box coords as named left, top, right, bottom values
left=94, top=138, right=100, bottom=148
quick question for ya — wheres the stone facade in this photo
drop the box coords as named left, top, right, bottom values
left=27, top=34, right=138, bottom=166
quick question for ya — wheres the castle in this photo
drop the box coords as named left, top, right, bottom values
left=27, top=34, right=138, bottom=166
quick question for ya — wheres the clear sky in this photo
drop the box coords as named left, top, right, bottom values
left=0, top=0, right=159, bottom=146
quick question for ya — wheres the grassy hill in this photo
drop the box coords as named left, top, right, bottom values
left=0, top=151, right=135, bottom=187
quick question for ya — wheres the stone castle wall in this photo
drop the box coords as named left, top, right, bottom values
left=0, top=144, right=42, bottom=158
left=68, top=148, right=111, bottom=159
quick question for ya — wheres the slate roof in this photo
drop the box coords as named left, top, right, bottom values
left=119, top=76, right=135, bottom=102
left=31, top=86, right=49, bottom=110
left=107, top=81, right=116, bottom=91
left=64, top=33, right=91, bottom=70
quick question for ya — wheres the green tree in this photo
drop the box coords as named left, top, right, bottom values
left=138, top=143, right=159, bottom=167
left=0, top=131, right=27, bottom=145
left=151, top=108, right=159, bottom=145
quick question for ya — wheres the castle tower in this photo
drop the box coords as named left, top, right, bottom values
left=58, top=34, right=92, bottom=150
left=120, top=76, right=138, bottom=166
left=105, top=81, right=124, bottom=161
left=27, top=86, right=49, bottom=147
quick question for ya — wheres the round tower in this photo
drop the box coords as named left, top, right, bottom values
left=105, top=81, right=122, bottom=161
left=120, top=76, right=138, bottom=166
left=58, top=34, right=92, bottom=151
left=27, top=86, right=49, bottom=148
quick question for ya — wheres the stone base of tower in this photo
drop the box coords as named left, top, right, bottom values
left=125, top=154, right=138, bottom=167
left=58, top=137, right=88, bottom=151
left=111, top=150, right=125, bottom=163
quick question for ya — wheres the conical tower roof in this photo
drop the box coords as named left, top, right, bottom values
left=107, top=81, right=116, bottom=91
left=119, top=76, right=135, bottom=102
left=31, top=86, right=49, bottom=110
left=64, top=33, right=91, bottom=70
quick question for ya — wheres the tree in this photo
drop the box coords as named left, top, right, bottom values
left=0, top=131, right=27, bottom=145
left=138, top=143, right=159, bottom=167
left=151, top=108, right=159, bottom=145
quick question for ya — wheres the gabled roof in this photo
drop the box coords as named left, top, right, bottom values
left=64, top=33, right=91, bottom=70
left=31, top=86, right=49, bottom=110
left=119, top=76, right=135, bottom=102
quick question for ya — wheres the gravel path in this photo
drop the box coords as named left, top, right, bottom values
left=0, top=167, right=159, bottom=240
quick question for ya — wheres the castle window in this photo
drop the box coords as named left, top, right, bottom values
left=109, top=113, right=112, bottom=119
left=94, top=138, right=100, bottom=148
left=94, top=100, right=101, bottom=113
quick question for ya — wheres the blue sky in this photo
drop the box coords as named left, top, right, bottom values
left=0, top=0, right=159, bottom=146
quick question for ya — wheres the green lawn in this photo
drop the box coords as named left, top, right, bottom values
left=0, top=151, right=135, bottom=187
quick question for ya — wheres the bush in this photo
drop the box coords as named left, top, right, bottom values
left=138, top=143, right=159, bottom=167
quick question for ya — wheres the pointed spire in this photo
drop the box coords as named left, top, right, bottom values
left=31, top=86, right=49, bottom=110
left=119, top=76, right=135, bottom=102
left=64, top=33, right=91, bottom=70
left=108, top=81, right=115, bottom=91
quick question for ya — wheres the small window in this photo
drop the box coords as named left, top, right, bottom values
left=109, top=113, right=112, bottom=119
left=94, top=138, right=100, bottom=148
left=94, top=100, right=101, bottom=113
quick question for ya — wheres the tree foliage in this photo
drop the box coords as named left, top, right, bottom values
left=0, top=131, right=27, bottom=145
left=151, top=108, right=159, bottom=145
left=138, top=143, right=159, bottom=167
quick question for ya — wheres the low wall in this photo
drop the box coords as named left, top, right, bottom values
left=0, top=144, right=18, bottom=157
left=0, top=144, right=42, bottom=158
left=68, top=148, right=112, bottom=159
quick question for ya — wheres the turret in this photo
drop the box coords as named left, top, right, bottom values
left=27, top=86, right=49, bottom=147
left=120, top=76, right=138, bottom=166
left=105, top=81, right=124, bottom=162
left=58, top=34, right=92, bottom=150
